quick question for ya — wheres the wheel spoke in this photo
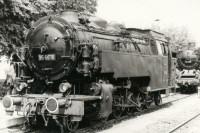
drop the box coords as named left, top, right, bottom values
left=136, top=94, right=142, bottom=111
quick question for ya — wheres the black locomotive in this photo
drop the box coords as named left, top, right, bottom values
left=177, top=50, right=199, bottom=70
left=176, top=50, right=200, bottom=92
left=2, top=11, right=176, bottom=132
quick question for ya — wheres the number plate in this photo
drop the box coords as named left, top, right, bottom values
left=38, top=54, right=56, bottom=61
left=185, top=60, right=191, bottom=63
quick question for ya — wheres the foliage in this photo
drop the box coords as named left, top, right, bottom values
left=56, top=0, right=97, bottom=14
left=0, top=0, right=97, bottom=56
left=161, top=26, right=194, bottom=51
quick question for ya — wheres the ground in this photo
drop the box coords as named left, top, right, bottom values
left=99, top=94, right=200, bottom=133
left=1, top=93, right=200, bottom=133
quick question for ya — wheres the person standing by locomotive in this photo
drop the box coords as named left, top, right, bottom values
left=3, top=58, right=16, bottom=95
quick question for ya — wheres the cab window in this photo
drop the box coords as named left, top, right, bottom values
left=150, top=40, right=158, bottom=55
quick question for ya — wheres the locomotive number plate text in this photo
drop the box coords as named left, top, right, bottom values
left=38, top=54, right=56, bottom=61
left=185, top=60, right=191, bottom=63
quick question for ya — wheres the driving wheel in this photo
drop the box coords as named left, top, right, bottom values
left=112, top=97, right=123, bottom=118
left=154, top=94, right=162, bottom=106
left=135, top=93, right=144, bottom=112
left=63, top=116, right=79, bottom=132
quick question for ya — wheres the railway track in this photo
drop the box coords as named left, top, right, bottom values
left=1, top=93, right=195, bottom=133
left=167, top=111, right=200, bottom=133
left=76, top=93, right=194, bottom=133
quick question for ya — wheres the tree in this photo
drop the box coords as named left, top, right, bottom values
left=0, top=0, right=98, bottom=56
left=161, top=26, right=194, bottom=51
left=56, top=0, right=97, bottom=14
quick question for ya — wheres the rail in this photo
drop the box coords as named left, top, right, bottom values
left=167, top=111, right=200, bottom=133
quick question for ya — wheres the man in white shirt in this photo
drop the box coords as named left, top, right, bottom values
left=3, top=59, right=16, bottom=95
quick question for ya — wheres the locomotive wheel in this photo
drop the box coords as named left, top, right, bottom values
left=101, top=117, right=109, bottom=123
left=23, top=102, right=36, bottom=126
left=126, top=93, right=135, bottom=115
left=112, top=97, right=123, bottom=118
left=144, top=102, right=151, bottom=109
left=154, top=94, right=162, bottom=106
left=112, top=105, right=123, bottom=118
left=63, top=116, right=79, bottom=132
left=135, top=94, right=143, bottom=112
left=125, top=107, right=135, bottom=115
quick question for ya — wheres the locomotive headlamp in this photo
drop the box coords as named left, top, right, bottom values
left=45, top=97, right=66, bottom=113
left=59, top=82, right=71, bottom=93
left=16, top=82, right=27, bottom=92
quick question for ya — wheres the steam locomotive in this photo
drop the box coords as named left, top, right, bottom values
left=176, top=50, right=200, bottom=92
left=2, top=11, right=176, bottom=132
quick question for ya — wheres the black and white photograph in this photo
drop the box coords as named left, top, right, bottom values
left=0, top=0, right=200, bottom=132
